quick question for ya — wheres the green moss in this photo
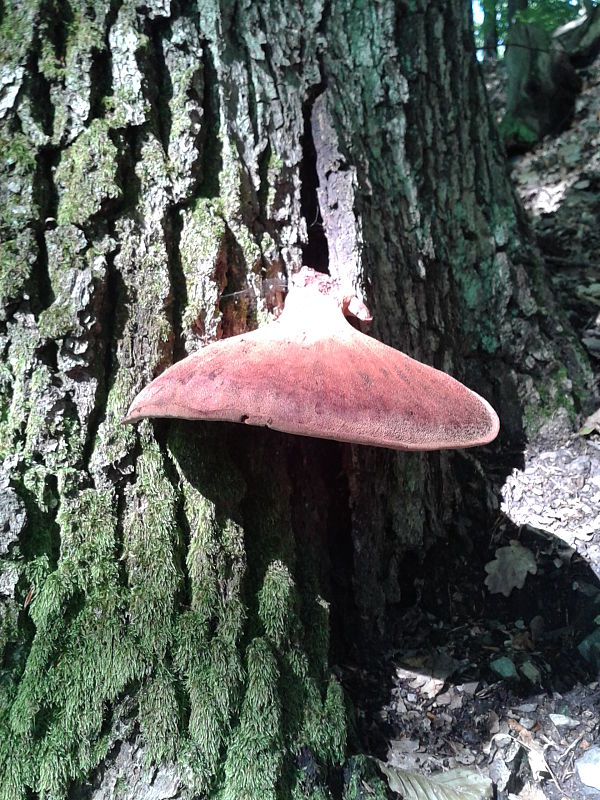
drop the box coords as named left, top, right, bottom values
left=65, top=4, right=105, bottom=55
left=37, top=0, right=105, bottom=111
left=0, top=1, right=38, bottom=65
left=259, top=560, right=297, bottom=649
left=222, top=638, right=283, bottom=800
left=136, top=135, right=171, bottom=203
left=124, top=435, right=181, bottom=660
left=37, top=224, right=98, bottom=343
left=55, top=120, right=121, bottom=226
left=0, top=602, right=19, bottom=661
left=0, top=326, right=37, bottom=460
left=37, top=302, right=75, bottom=340
left=280, top=648, right=347, bottom=771
left=219, top=133, right=262, bottom=270
left=179, top=198, right=227, bottom=338
left=342, top=756, right=389, bottom=800
left=1, top=381, right=350, bottom=799
left=0, top=133, right=37, bottom=239
left=0, top=132, right=36, bottom=177
left=2, top=488, right=145, bottom=795
left=90, top=362, right=137, bottom=470
left=177, top=635, right=244, bottom=793
left=168, top=425, right=248, bottom=793
left=114, top=776, right=128, bottom=798
left=302, top=594, right=330, bottom=678
left=105, top=73, right=151, bottom=127
left=0, top=237, right=33, bottom=318
left=453, top=251, right=505, bottom=354
left=139, top=668, right=179, bottom=765
left=292, top=786, right=330, bottom=800
left=523, top=363, right=576, bottom=436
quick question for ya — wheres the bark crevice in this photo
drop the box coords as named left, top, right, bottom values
left=300, top=85, right=329, bottom=273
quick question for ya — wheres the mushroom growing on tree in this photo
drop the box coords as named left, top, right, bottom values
left=124, top=267, right=499, bottom=450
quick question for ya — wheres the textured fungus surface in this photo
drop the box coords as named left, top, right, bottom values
left=125, top=269, right=500, bottom=450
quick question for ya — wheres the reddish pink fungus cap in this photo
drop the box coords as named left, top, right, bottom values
left=123, top=268, right=499, bottom=451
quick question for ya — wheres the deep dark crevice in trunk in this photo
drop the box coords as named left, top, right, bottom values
left=25, top=50, right=54, bottom=139
left=88, top=47, right=113, bottom=123
left=112, top=126, right=142, bottom=212
left=146, top=17, right=173, bottom=157
left=256, top=139, right=271, bottom=226
left=80, top=234, right=122, bottom=470
left=81, top=127, right=138, bottom=474
left=300, top=87, right=329, bottom=274
left=92, top=0, right=125, bottom=122
left=40, top=0, right=74, bottom=67
left=198, top=42, right=222, bottom=199
left=219, top=226, right=256, bottom=337
left=23, top=8, right=57, bottom=246
left=164, top=205, right=187, bottom=362
left=242, top=24, right=260, bottom=150
left=30, top=146, right=60, bottom=318
left=87, top=0, right=120, bottom=122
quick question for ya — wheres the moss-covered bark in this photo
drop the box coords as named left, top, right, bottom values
left=0, top=0, right=591, bottom=798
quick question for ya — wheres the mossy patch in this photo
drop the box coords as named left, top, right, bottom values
left=55, top=120, right=121, bottom=226
left=523, top=363, right=576, bottom=436
left=0, top=133, right=38, bottom=239
left=179, top=198, right=227, bottom=341
left=0, top=1, right=38, bottom=66
left=0, top=234, right=35, bottom=318
left=123, top=434, right=181, bottom=660
left=259, top=560, right=297, bottom=649
left=37, top=301, right=75, bottom=340
left=2, top=488, right=139, bottom=797
left=222, top=637, right=283, bottom=800
left=342, top=755, right=390, bottom=800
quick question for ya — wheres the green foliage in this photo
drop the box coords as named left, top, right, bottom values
left=516, top=0, right=584, bottom=31
left=498, top=112, right=538, bottom=146
left=473, top=0, right=584, bottom=54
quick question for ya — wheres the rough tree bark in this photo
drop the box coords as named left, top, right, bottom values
left=0, top=1, right=591, bottom=799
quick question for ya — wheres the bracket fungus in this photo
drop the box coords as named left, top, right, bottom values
left=124, top=268, right=499, bottom=451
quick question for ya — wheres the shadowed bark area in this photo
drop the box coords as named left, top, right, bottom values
left=0, top=1, right=591, bottom=799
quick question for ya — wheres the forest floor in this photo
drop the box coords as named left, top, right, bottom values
left=344, top=52, right=600, bottom=800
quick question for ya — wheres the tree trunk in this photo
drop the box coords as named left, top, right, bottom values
left=0, top=1, right=590, bottom=799
left=482, top=0, right=498, bottom=59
